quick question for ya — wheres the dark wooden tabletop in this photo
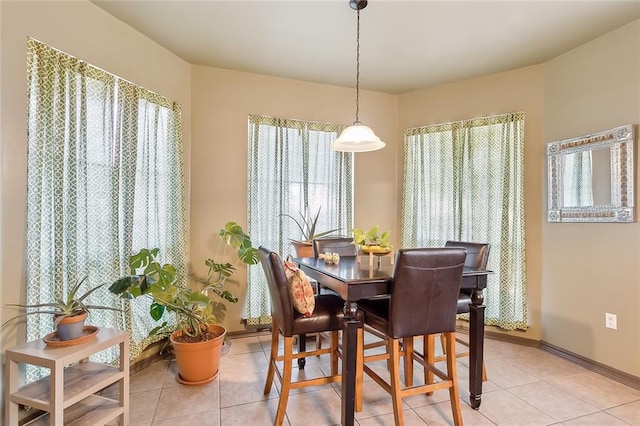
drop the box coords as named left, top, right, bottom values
left=295, top=256, right=491, bottom=301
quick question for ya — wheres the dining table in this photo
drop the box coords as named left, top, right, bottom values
left=295, top=254, right=491, bottom=426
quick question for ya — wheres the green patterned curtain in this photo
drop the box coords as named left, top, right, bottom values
left=25, top=39, right=187, bottom=379
left=246, top=115, right=353, bottom=325
left=563, top=151, right=594, bottom=207
left=402, top=112, right=527, bottom=330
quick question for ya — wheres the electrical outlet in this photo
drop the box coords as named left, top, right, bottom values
left=605, top=313, right=617, bottom=330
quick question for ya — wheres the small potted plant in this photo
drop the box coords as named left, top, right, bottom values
left=109, top=221, right=259, bottom=385
left=282, top=206, right=340, bottom=257
left=352, top=225, right=393, bottom=254
left=3, top=276, right=123, bottom=341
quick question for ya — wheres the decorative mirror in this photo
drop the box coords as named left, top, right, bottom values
left=547, top=124, right=635, bottom=223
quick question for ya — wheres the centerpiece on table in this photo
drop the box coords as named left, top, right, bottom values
left=353, top=225, right=392, bottom=254
left=353, top=226, right=393, bottom=266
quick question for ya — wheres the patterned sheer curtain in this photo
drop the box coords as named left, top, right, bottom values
left=25, top=39, right=187, bottom=380
left=246, top=115, right=353, bottom=325
left=401, top=112, right=527, bottom=330
left=563, top=151, right=594, bottom=207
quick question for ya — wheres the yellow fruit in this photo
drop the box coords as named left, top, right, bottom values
left=361, top=245, right=391, bottom=254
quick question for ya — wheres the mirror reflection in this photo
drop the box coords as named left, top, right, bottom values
left=562, top=147, right=611, bottom=208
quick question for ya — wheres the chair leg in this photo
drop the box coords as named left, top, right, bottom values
left=264, top=326, right=279, bottom=394
left=403, top=337, right=414, bottom=387
left=274, top=336, right=294, bottom=426
left=423, top=334, right=435, bottom=392
left=482, top=361, right=488, bottom=382
left=331, top=331, right=339, bottom=376
left=443, top=332, right=463, bottom=426
left=361, top=332, right=462, bottom=426
left=388, top=338, right=405, bottom=426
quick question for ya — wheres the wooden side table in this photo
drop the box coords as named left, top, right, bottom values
left=5, top=327, right=129, bottom=426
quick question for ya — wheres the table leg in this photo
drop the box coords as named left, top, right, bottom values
left=51, top=363, right=64, bottom=425
left=120, top=337, right=130, bottom=426
left=469, top=288, right=485, bottom=410
left=341, top=301, right=358, bottom=426
left=6, top=357, right=19, bottom=426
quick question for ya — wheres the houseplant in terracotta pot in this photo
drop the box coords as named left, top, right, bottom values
left=109, top=221, right=259, bottom=385
left=282, top=206, right=340, bottom=257
left=3, top=276, right=123, bottom=341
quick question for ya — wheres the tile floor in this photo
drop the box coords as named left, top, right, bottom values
left=115, top=332, right=640, bottom=425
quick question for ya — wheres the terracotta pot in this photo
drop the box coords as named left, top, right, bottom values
left=170, top=324, right=226, bottom=385
left=291, top=241, right=313, bottom=258
left=55, top=311, right=87, bottom=340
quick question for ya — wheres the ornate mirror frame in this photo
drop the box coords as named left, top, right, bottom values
left=547, top=124, right=635, bottom=223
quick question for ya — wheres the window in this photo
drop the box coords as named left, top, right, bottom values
left=246, top=115, right=353, bottom=325
left=25, top=39, right=186, bottom=380
left=401, top=112, right=527, bottom=330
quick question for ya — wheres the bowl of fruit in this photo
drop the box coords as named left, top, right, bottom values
left=353, top=226, right=393, bottom=256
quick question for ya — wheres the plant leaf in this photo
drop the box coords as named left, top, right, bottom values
left=149, top=302, right=165, bottom=321
left=149, top=322, right=168, bottom=336
left=65, top=276, right=86, bottom=303
left=76, top=281, right=107, bottom=302
left=219, top=222, right=247, bottom=248
left=109, top=275, right=141, bottom=295
left=83, top=304, right=123, bottom=312
left=188, top=292, right=211, bottom=305
left=281, top=213, right=307, bottom=239
left=237, top=247, right=259, bottom=265
left=219, top=290, right=239, bottom=303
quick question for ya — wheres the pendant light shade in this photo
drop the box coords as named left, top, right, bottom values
left=331, top=124, right=385, bottom=152
left=331, top=0, right=385, bottom=153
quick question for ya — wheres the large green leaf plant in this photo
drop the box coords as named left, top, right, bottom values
left=109, top=222, right=259, bottom=341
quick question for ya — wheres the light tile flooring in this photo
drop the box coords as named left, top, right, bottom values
left=117, top=332, right=640, bottom=425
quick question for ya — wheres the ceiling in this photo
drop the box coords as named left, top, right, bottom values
left=92, top=0, right=640, bottom=94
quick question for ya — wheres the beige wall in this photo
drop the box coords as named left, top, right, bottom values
left=542, top=20, right=640, bottom=376
left=396, top=20, right=640, bottom=377
left=189, top=66, right=397, bottom=332
left=398, top=66, right=546, bottom=342
left=0, top=0, right=192, bottom=355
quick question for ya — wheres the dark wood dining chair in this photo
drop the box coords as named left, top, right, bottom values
left=301, top=236, right=358, bottom=354
left=258, top=247, right=364, bottom=425
left=357, top=248, right=467, bottom=426
left=436, top=241, right=490, bottom=381
left=312, top=236, right=358, bottom=259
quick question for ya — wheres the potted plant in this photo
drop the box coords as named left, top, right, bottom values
left=282, top=206, right=340, bottom=257
left=352, top=225, right=393, bottom=254
left=3, top=276, right=123, bottom=341
left=109, top=221, right=259, bottom=385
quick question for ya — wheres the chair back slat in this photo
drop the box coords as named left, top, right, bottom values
left=444, top=240, right=490, bottom=269
left=388, top=248, right=466, bottom=338
left=313, top=237, right=357, bottom=258
left=258, top=247, right=294, bottom=335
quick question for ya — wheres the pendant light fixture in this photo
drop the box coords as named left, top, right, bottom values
left=331, top=0, right=385, bottom=152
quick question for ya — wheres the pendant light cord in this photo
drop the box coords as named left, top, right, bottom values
left=355, top=9, right=360, bottom=125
